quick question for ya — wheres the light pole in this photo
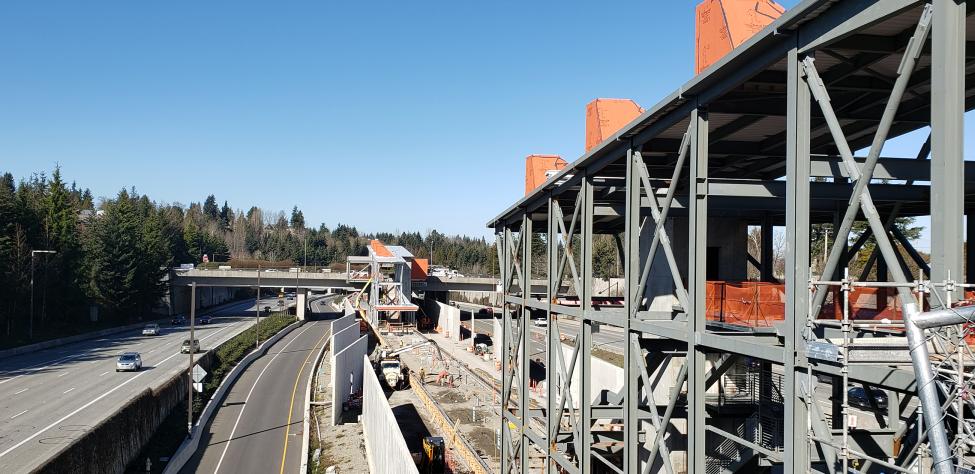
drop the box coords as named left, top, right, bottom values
left=29, top=250, right=56, bottom=340
left=188, top=282, right=196, bottom=437
left=256, top=265, right=261, bottom=350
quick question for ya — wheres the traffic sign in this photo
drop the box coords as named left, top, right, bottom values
left=192, top=365, right=208, bottom=383
left=193, top=382, right=203, bottom=393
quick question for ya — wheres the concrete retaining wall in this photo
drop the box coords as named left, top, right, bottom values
left=425, top=299, right=460, bottom=342
left=329, top=314, right=355, bottom=341
left=331, top=323, right=359, bottom=355
left=361, top=355, right=418, bottom=474
left=492, top=317, right=503, bottom=361
left=330, top=335, right=367, bottom=425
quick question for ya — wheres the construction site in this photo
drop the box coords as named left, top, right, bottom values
left=302, top=1, right=975, bottom=473
left=483, top=0, right=975, bottom=473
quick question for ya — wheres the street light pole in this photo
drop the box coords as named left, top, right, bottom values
left=29, top=250, right=56, bottom=341
left=256, top=265, right=261, bottom=350
left=188, top=282, right=196, bottom=438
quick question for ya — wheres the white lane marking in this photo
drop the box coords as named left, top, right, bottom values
left=63, top=388, right=75, bottom=394
left=57, top=372, right=69, bottom=378
left=213, top=323, right=317, bottom=474
left=0, top=319, right=247, bottom=459
left=99, top=371, right=110, bottom=376
left=10, top=410, right=27, bottom=419
left=0, top=353, right=82, bottom=385
left=13, top=388, right=28, bottom=395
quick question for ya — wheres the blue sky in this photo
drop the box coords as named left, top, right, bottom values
left=0, top=0, right=960, bottom=246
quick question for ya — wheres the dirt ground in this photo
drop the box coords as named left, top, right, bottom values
left=389, top=331, right=502, bottom=471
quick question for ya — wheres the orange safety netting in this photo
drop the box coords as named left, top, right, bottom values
left=705, top=281, right=785, bottom=327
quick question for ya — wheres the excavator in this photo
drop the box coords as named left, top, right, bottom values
left=374, top=339, right=446, bottom=390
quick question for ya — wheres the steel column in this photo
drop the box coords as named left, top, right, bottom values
left=785, top=44, right=812, bottom=472
left=624, top=146, right=641, bottom=474
left=520, top=215, right=532, bottom=474
left=579, top=174, right=594, bottom=474
left=931, top=0, right=966, bottom=300
left=687, top=103, right=708, bottom=473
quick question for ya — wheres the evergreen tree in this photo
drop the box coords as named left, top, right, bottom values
left=203, top=194, right=219, bottom=220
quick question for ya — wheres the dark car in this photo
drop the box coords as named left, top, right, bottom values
left=263, top=306, right=271, bottom=314
left=171, top=316, right=186, bottom=326
left=198, top=315, right=212, bottom=324
left=848, top=387, right=888, bottom=410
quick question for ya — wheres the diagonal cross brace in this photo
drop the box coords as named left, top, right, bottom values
left=631, top=336, right=676, bottom=474
left=633, top=134, right=692, bottom=314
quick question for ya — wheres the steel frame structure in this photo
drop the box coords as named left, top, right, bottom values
left=488, top=1, right=974, bottom=472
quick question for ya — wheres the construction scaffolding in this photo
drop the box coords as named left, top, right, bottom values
left=347, top=240, right=420, bottom=331
left=487, top=1, right=975, bottom=473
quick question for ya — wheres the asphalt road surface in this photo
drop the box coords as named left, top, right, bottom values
left=0, top=298, right=281, bottom=474
left=179, top=297, right=336, bottom=474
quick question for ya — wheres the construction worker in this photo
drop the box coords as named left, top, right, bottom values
left=418, top=367, right=426, bottom=384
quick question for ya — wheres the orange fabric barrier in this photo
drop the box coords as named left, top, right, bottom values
left=705, top=281, right=785, bottom=327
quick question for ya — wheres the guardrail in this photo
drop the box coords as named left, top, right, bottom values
left=408, top=372, right=492, bottom=474
left=162, top=320, right=304, bottom=474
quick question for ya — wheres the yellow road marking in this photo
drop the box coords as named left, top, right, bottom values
left=279, top=325, right=329, bottom=474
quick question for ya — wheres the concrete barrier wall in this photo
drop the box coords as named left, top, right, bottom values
left=425, top=299, right=460, bottom=342
left=492, top=317, right=503, bottom=361
left=361, top=355, right=419, bottom=474
left=330, top=314, right=355, bottom=340
left=331, top=323, right=359, bottom=355
left=330, top=335, right=367, bottom=425
left=560, top=343, right=623, bottom=407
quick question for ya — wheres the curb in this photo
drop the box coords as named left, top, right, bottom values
left=162, top=319, right=304, bottom=474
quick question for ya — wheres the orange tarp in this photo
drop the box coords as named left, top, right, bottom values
left=370, top=239, right=393, bottom=257
left=411, top=258, right=429, bottom=281
left=525, top=154, right=567, bottom=195
left=695, top=0, right=784, bottom=74
left=585, top=99, right=644, bottom=152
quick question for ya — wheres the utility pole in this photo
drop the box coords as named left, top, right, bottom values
left=256, top=265, right=261, bottom=349
left=29, top=250, right=56, bottom=340
left=187, top=282, right=196, bottom=438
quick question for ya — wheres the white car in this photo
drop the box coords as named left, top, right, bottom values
left=142, top=323, right=160, bottom=336
left=532, top=318, right=548, bottom=327
left=116, top=352, right=143, bottom=372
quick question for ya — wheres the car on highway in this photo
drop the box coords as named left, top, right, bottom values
left=142, top=323, right=160, bottom=336
left=181, top=339, right=201, bottom=354
left=198, top=315, right=212, bottom=324
left=116, top=352, right=143, bottom=372
left=263, top=305, right=272, bottom=314
left=171, top=316, right=186, bottom=326
left=848, top=387, right=888, bottom=410
left=532, top=318, right=548, bottom=327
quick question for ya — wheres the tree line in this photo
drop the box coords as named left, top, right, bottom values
left=0, top=167, right=497, bottom=344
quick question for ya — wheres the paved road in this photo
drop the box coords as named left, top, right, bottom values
left=0, top=298, right=281, bottom=474
left=179, top=297, right=337, bottom=474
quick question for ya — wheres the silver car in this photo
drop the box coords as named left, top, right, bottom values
left=116, top=352, right=143, bottom=372
left=142, top=323, right=160, bottom=336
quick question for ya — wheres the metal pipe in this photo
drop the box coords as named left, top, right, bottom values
left=912, top=304, right=975, bottom=330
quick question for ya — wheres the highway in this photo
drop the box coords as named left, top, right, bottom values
left=179, top=296, right=337, bottom=474
left=0, top=297, right=281, bottom=474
